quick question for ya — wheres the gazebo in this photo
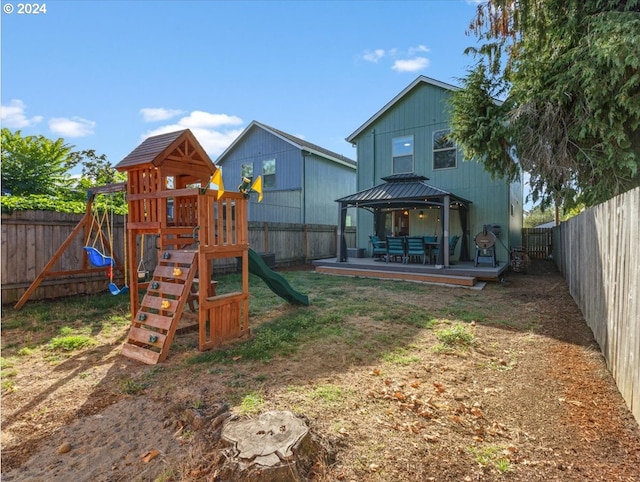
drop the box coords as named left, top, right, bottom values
left=335, top=173, right=472, bottom=267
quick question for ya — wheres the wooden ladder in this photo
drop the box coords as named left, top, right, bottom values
left=121, top=250, right=197, bottom=365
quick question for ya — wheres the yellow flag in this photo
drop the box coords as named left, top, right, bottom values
left=211, top=168, right=224, bottom=199
left=251, top=175, right=263, bottom=202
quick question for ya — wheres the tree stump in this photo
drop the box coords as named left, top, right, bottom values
left=218, top=410, right=326, bottom=481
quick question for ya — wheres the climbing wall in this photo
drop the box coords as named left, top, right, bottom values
left=121, top=250, right=197, bottom=365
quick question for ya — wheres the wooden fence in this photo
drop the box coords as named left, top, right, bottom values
left=522, top=227, right=553, bottom=259
left=553, top=187, right=639, bottom=425
left=1, top=211, right=355, bottom=305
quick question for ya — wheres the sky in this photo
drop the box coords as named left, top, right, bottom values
left=1, top=0, right=485, bottom=173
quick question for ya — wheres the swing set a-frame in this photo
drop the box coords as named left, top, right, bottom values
left=14, top=182, right=128, bottom=310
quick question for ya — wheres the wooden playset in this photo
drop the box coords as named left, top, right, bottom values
left=113, top=129, right=250, bottom=364
left=15, top=129, right=253, bottom=365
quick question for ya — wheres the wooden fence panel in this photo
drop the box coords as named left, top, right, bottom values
left=522, top=227, right=553, bottom=259
left=554, top=187, right=639, bottom=425
left=1, top=212, right=356, bottom=304
left=1, top=210, right=126, bottom=305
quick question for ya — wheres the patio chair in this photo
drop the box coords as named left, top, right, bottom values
left=405, top=236, right=426, bottom=264
left=369, top=235, right=387, bottom=260
left=386, top=237, right=406, bottom=263
left=431, top=235, right=460, bottom=264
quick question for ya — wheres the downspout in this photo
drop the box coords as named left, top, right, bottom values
left=371, top=129, right=376, bottom=238
left=371, top=129, right=376, bottom=188
left=302, top=151, right=307, bottom=225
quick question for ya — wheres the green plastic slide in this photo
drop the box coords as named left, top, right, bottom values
left=247, top=249, right=310, bottom=306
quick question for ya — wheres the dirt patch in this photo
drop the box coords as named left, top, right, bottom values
left=2, top=260, right=639, bottom=481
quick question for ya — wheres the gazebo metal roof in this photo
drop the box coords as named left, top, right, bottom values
left=336, top=173, right=471, bottom=209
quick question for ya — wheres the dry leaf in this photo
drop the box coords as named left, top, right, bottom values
left=433, top=382, right=445, bottom=394
left=410, top=380, right=421, bottom=388
left=141, top=449, right=160, bottom=463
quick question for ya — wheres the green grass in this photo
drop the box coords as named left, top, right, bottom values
left=469, top=445, right=512, bottom=473
left=2, top=291, right=131, bottom=353
left=311, top=384, right=346, bottom=404
left=118, top=377, right=147, bottom=395
left=239, top=391, right=264, bottom=414
left=48, top=333, right=95, bottom=352
left=433, top=323, right=475, bottom=352
left=383, top=347, right=421, bottom=365
left=187, top=309, right=346, bottom=364
left=1, top=357, right=18, bottom=392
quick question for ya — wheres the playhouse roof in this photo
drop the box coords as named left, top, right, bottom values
left=115, top=129, right=216, bottom=181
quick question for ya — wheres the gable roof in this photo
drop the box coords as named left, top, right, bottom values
left=336, top=173, right=471, bottom=208
left=217, top=120, right=356, bottom=169
left=115, top=129, right=215, bottom=172
left=346, top=76, right=460, bottom=143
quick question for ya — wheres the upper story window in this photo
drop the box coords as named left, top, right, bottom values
left=263, top=158, right=276, bottom=188
left=433, top=129, right=457, bottom=170
left=241, top=162, right=253, bottom=180
left=392, top=135, right=414, bottom=173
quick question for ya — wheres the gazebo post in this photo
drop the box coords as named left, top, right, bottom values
left=443, top=194, right=450, bottom=267
left=337, top=202, right=348, bottom=262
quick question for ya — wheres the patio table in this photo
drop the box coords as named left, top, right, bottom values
left=424, top=240, right=439, bottom=265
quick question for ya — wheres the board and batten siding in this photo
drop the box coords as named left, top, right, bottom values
left=352, top=80, right=520, bottom=262
left=218, top=125, right=356, bottom=226
left=553, top=186, right=639, bottom=425
left=219, top=127, right=303, bottom=192
left=303, top=152, right=356, bottom=226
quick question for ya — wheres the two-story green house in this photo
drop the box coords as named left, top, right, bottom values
left=337, top=75, right=522, bottom=267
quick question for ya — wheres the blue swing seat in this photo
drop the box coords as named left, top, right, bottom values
left=109, top=282, right=129, bottom=296
left=83, top=246, right=115, bottom=268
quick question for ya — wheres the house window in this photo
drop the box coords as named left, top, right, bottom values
left=392, top=136, right=413, bottom=173
left=433, top=129, right=457, bottom=170
left=241, top=163, right=253, bottom=180
left=263, top=158, right=276, bottom=188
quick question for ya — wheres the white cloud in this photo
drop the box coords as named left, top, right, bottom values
left=141, top=110, right=245, bottom=156
left=360, top=45, right=432, bottom=73
left=178, top=111, right=243, bottom=128
left=1, top=99, right=43, bottom=128
left=49, top=117, right=95, bottom=137
left=362, top=49, right=385, bottom=63
left=408, top=45, right=430, bottom=55
left=140, top=107, right=183, bottom=122
left=392, top=57, right=430, bottom=73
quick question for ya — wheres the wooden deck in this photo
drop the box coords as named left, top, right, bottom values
left=312, top=256, right=508, bottom=288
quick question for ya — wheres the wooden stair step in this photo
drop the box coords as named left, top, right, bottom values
left=132, top=312, right=174, bottom=331
left=122, top=249, right=198, bottom=365
left=121, top=343, right=161, bottom=365
left=157, top=250, right=197, bottom=264
left=146, top=281, right=186, bottom=297
left=127, top=326, right=166, bottom=347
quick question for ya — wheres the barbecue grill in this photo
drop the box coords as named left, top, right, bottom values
left=474, top=226, right=498, bottom=267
